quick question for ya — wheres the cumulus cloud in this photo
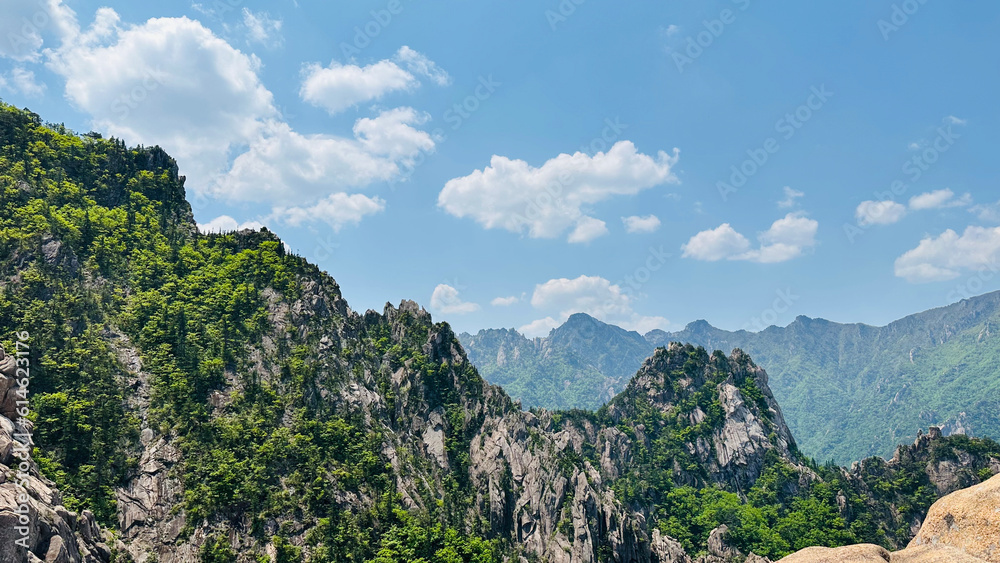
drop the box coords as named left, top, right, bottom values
left=430, top=284, right=480, bottom=315
left=567, top=216, right=609, bottom=243
left=518, top=317, right=561, bottom=338
left=945, top=115, right=967, bottom=126
left=519, top=275, right=668, bottom=337
left=623, top=214, right=661, bottom=234
left=778, top=186, right=804, bottom=208
left=682, top=224, right=750, bottom=261
left=215, top=109, right=434, bottom=203
left=908, top=188, right=972, bottom=211
left=46, top=12, right=277, bottom=190
left=300, top=46, right=448, bottom=115
left=895, top=226, right=1000, bottom=283
left=682, top=213, right=818, bottom=263
left=197, top=215, right=265, bottom=233
left=271, top=192, right=385, bottom=230
left=856, top=200, right=907, bottom=226
left=491, top=296, right=520, bottom=307
left=438, top=141, right=679, bottom=243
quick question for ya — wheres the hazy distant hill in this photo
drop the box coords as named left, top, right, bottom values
left=460, top=293, right=1000, bottom=463
left=458, top=313, right=652, bottom=409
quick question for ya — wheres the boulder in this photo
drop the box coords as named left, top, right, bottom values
left=905, top=473, right=1000, bottom=562
left=777, top=544, right=891, bottom=562
left=891, top=544, right=988, bottom=562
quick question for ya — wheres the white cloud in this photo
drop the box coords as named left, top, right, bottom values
left=946, top=115, right=967, bottom=126
left=623, top=214, right=661, bottom=234
left=0, top=0, right=79, bottom=62
left=567, top=216, right=609, bottom=243
left=215, top=108, right=434, bottom=203
left=438, top=141, right=680, bottom=243
left=908, top=188, right=972, bottom=210
left=491, top=296, right=520, bottom=307
left=47, top=13, right=277, bottom=191
left=895, top=226, right=1000, bottom=283
left=971, top=200, right=1000, bottom=223
left=518, top=317, right=560, bottom=338
left=394, top=46, right=451, bottom=86
left=430, top=284, right=480, bottom=315
left=682, top=213, right=818, bottom=263
left=271, top=192, right=385, bottom=230
left=241, top=8, right=282, bottom=48
left=521, top=275, right=669, bottom=337
left=778, top=186, right=804, bottom=208
left=681, top=224, right=751, bottom=261
left=856, top=200, right=907, bottom=226
left=301, top=59, right=415, bottom=116
left=300, top=46, right=448, bottom=115
left=0, top=67, right=47, bottom=96
left=197, top=215, right=265, bottom=233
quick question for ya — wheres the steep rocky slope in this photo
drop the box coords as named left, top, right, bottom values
left=463, top=292, right=1000, bottom=464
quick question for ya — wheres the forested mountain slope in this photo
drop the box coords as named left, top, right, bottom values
left=462, top=297, right=1000, bottom=464
left=1, top=101, right=998, bottom=563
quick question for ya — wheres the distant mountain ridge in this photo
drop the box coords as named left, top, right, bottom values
left=459, top=291, right=1000, bottom=463
left=458, top=312, right=653, bottom=409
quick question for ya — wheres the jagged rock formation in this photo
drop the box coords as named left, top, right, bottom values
left=0, top=360, right=110, bottom=562
left=464, top=296, right=1000, bottom=464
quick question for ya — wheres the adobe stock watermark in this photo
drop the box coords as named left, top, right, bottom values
left=5, top=332, right=33, bottom=551
left=339, top=0, right=410, bottom=59
left=111, top=67, right=165, bottom=120
left=843, top=122, right=960, bottom=243
left=6, top=0, right=60, bottom=59
left=717, top=85, right=834, bottom=201
left=545, top=0, right=590, bottom=31
left=389, top=74, right=502, bottom=189
left=946, top=257, right=1000, bottom=304
left=878, top=0, right=931, bottom=41
left=742, top=289, right=799, bottom=332
left=670, top=0, right=753, bottom=73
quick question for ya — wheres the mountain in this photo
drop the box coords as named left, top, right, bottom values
left=458, top=313, right=652, bottom=409
left=2, top=101, right=999, bottom=562
left=462, top=297, right=1000, bottom=464
left=648, top=300, right=1000, bottom=464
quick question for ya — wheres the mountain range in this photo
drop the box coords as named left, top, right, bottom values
left=2, top=100, right=999, bottom=562
left=460, top=293, right=1000, bottom=464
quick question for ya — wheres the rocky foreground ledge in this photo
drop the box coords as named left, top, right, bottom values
left=775, top=473, right=1000, bottom=562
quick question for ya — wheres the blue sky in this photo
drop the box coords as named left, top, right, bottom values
left=3, top=0, right=1000, bottom=336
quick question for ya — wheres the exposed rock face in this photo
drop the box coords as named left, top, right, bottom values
left=0, top=413, right=111, bottom=562
left=776, top=544, right=890, bottom=562
left=605, top=345, right=807, bottom=493
left=905, top=473, right=1000, bottom=562
left=891, top=545, right=989, bottom=562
